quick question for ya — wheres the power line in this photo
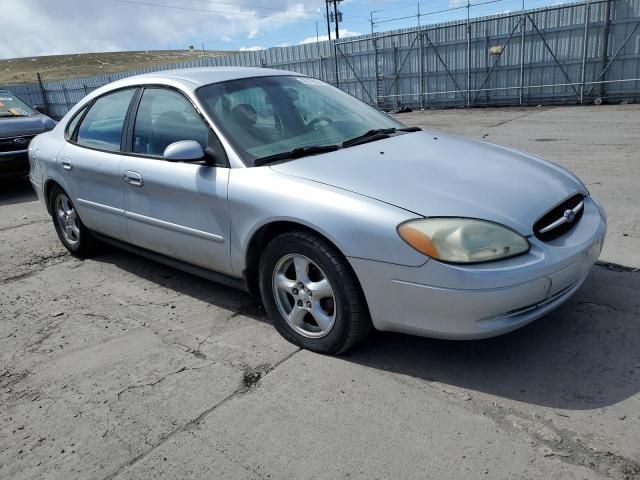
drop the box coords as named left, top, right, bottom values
left=373, top=0, right=508, bottom=25
left=112, top=0, right=320, bottom=20
left=190, top=0, right=312, bottom=15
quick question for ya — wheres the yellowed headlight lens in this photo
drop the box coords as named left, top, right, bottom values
left=398, top=218, right=530, bottom=263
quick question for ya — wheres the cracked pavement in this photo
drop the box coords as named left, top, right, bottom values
left=1, top=105, right=639, bottom=479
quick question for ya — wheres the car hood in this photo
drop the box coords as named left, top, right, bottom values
left=0, top=114, right=56, bottom=138
left=270, top=131, right=586, bottom=235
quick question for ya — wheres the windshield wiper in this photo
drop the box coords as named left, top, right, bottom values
left=342, top=126, right=422, bottom=148
left=254, top=144, right=340, bottom=166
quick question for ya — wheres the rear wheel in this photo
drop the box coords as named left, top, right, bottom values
left=50, top=186, right=98, bottom=257
left=259, top=231, right=372, bottom=354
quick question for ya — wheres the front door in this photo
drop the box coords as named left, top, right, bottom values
left=120, top=87, right=231, bottom=274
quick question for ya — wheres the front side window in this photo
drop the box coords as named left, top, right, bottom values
left=133, top=88, right=208, bottom=157
left=197, top=76, right=403, bottom=164
left=76, top=89, right=136, bottom=151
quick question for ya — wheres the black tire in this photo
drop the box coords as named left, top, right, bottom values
left=49, top=185, right=99, bottom=258
left=259, top=230, right=372, bottom=354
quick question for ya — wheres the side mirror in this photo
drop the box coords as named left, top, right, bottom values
left=33, top=105, right=47, bottom=114
left=163, top=140, right=205, bottom=162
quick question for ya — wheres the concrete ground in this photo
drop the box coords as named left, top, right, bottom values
left=1, top=105, right=639, bottom=480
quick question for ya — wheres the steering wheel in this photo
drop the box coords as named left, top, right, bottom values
left=306, top=116, right=333, bottom=129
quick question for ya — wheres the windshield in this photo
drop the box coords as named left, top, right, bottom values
left=0, top=92, right=36, bottom=118
left=196, top=76, right=404, bottom=164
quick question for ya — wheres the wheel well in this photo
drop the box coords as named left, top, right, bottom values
left=244, top=221, right=343, bottom=297
left=43, top=179, right=63, bottom=214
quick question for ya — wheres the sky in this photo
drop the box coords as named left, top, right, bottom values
left=0, top=0, right=565, bottom=59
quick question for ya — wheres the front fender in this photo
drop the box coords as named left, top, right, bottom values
left=228, top=167, right=427, bottom=275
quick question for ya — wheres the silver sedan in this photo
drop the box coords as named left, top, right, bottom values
left=28, top=67, right=607, bottom=354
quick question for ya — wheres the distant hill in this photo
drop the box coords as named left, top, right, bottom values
left=0, top=50, right=236, bottom=85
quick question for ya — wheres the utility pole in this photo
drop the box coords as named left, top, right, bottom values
left=325, top=1, right=332, bottom=40
left=333, top=0, right=341, bottom=40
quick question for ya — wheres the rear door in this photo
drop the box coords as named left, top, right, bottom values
left=120, top=87, right=231, bottom=274
left=58, top=88, right=137, bottom=240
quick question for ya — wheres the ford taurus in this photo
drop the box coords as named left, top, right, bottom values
left=28, top=67, right=607, bottom=353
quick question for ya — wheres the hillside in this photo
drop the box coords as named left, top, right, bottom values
left=0, top=50, right=236, bottom=85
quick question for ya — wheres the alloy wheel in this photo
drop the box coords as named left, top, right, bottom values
left=55, top=193, right=80, bottom=246
left=272, top=253, right=337, bottom=338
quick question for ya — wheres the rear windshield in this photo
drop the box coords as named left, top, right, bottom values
left=0, top=93, right=36, bottom=117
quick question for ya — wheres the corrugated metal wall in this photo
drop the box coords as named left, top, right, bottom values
left=3, top=0, right=639, bottom=118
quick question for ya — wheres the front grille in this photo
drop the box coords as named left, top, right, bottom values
left=0, top=135, right=34, bottom=153
left=533, top=193, right=584, bottom=242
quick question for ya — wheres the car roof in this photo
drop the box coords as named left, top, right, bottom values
left=67, top=66, right=307, bottom=116
left=126, top=66, right=302, bottom=88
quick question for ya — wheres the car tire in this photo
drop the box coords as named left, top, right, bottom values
left=49, top=185, right=99, bottom=258
left=259, top=230, right=372, bottom=354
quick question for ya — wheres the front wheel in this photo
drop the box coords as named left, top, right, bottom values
left=50, top=186, right=99, bottom=258
left=259, top=231, right=372, bottom=354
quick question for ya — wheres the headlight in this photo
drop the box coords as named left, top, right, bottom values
left=397, top=218, right=530, bottom=264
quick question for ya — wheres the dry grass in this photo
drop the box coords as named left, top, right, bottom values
left=0, top=50, right=235, bottom=85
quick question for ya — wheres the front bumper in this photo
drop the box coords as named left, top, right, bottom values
left=0, top=150, right=29, bottom=178
left=349, top=196, right=606, bottom=340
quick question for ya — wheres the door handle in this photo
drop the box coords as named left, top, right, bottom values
left=123, top=170, right=143, bottom=187
left=61, top=158, right=73, bottom=171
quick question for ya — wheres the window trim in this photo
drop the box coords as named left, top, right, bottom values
left=63, top=84, right=230, bottom=168
left=66, top=86, right=139, bottom=153
left=123, top=84, right=229, bottom=168
left=64, top=104, right=89, bottom=141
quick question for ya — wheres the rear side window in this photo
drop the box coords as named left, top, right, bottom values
left=132, top=88, right=208, bottom=157
left=76, top=89, right=136, bottom=151
left=65, top=106, right=87, bottom=139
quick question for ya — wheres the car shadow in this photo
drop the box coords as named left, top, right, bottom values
left=91, top=248, right=269, bottom=325
left=0, top=176, right=36, bottom=207
left=92, top=247, right=639, bottom=410
left=345, top=265, right=640, bottom=410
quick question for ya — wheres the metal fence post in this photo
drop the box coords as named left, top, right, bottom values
left=598, top=0, right=612, bottom=100
left=62, top=86, right=71, bottom=112
left=519, top=0, right=526, bottom=105
left=333, top=40, right=340, bottom=88
left=419, top=32, right=425, bottom=109
left=373, top=37, right=380, bottom=107
left=580, top=1, right=590, bottom=104
left=466, top=0, right=471, bottom=107
left=393, top=41, right=399, bottom=108
left=36, top=72, right=51, bottom=117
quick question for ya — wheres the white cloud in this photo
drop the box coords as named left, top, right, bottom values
left=449, top=0, right=468, bottom=7
left=300, top=28, right=362, bottom=44
left=239, top=46, right=264, bottom=51
left=0, top=0, right=324, bottom=59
